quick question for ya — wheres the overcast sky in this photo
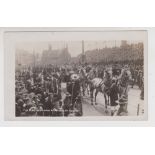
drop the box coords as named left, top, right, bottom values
left=5, top=31, right=147, bottom=57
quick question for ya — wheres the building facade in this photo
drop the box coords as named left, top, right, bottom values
left=41, top=45, right=71, bottom=65
left=80, top=41, right=144, bottom=64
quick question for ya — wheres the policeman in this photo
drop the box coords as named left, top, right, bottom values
left=67, top=74, right=81, bottom=110
left=109, top=77, right=119, bottom=107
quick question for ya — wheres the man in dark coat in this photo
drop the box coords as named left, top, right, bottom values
left=49, top=74, right=59, bottom=94
left=66, top=74, right=81, bottom=109
left=109, top=78, right=119, bottom=107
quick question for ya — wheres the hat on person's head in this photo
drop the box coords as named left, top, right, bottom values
left=69, top=70, right=74, bottom=75
left=71, top=74, right=79, bottom=81
left=66, top=92, right=71, bottom=96
left=124, top=65, right=129, bottom=69
left=37, top=93, right=42, bottom=98
left=45, top=77, right=49, bottom=80
left=18, top=92, right=23, bottom=95
left=17, top=99, right=24, bottom=105
left=112, top=77, right=117, bottom=83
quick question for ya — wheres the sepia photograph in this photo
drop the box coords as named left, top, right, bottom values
left=4, top=28, right=147, bottom=121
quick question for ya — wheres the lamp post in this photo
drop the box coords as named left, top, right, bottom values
left=81, top=40, right=86, bottom=65
left=33, top=49, right=36, bottom=68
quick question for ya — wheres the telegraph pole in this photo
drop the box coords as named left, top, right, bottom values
left=33, top=49, right=36, bottom=68
left=81, top=40, right=85, bottom=65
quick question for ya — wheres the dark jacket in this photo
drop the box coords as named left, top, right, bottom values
left=109, top=83, right=119, bottom=106
left=67, top=81, right=80, bottom=97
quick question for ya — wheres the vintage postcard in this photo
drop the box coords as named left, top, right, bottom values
left=3, top=28, right=147, bottom=121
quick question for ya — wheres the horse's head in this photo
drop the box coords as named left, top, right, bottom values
left=121, top=69, right=132, bottom=80
left=118, top=68, right=132, bottom=87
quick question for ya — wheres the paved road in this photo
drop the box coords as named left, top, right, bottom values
left=82, top=97, right=108, bottom=116
left=82, top=86, right=144, bottom=116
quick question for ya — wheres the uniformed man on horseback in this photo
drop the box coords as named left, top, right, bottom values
left=117, top=65, right=132, bottom=113
left=112, top=64, right=121, bottom=77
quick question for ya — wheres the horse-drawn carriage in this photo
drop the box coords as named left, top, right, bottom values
left=61, top=74, right=83, bottom=117
left=63, top=92, right=82, bottom=116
